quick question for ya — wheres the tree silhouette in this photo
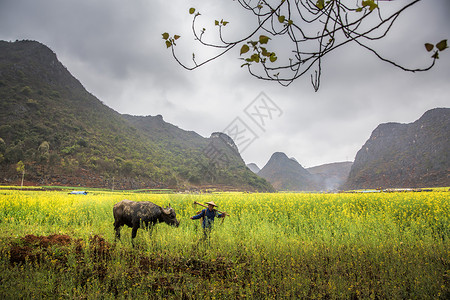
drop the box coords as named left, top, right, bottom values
left=16, top=161, right=25, bottom=188
left=163, top=0, right=447, bottom=91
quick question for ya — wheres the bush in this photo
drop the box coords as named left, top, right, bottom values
left=20, top=86, right=32, bottom=96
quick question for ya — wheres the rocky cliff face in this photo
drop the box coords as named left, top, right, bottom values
left=210, top=132, right=240, bottom=154
left=344, top=108, right=449, bottom=189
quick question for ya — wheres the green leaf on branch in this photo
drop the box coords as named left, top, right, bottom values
left=431, top=51, right=439, bottom=59
left=362, top=0, right=378, bottom=11
left=424, top=43, right=434, bottom=52
left=269, top=53, right=277, bottom=63
left=214, top=19, right=229, bottom=26
left=174, top=35, right=180, bottom=40
left=165, top=41, right=172, bottom=48
left=436, top=39, right=448, bottom=51
left=250, top=54, right=260, bottom=63
left=316, top=0, right=324, bottom=10
left=278, top=15, right=285, bottom=23
left=162, top=32, right=169, bottom=40
left=240, top=44, right=250, bottom=55
left=189, top=8, right=196, bottom=15
left=259, top=35, right=270, bottom=44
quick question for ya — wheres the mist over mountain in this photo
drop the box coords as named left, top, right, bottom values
left=0, top=40, right=273, bottom=191
left=246, top=163, right=260, bottom=174
left=307, top=161, right=353, bottom=191
left=344, top=108, right=449, bottom=189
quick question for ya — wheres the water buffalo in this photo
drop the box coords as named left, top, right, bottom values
left=113, top=200, right=179, bottom=242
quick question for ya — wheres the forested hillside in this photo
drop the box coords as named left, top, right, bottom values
left=0, top=40, right=273, bottom=191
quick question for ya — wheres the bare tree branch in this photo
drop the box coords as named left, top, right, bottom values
left=163, top=0, right=445, bottom=90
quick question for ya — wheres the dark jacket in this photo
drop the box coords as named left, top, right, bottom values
left=192, top=208, right=224, bottom=229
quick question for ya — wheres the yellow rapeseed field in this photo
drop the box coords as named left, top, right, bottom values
left=0, top=189, right=448, bottom=248
left=0, top=188, right=448, bottom=298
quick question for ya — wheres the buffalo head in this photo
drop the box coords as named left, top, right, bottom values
left=161, top=206, right=180, bottom=227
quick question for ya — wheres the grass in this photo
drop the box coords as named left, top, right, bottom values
left=0, top=188, right=448, bottom=299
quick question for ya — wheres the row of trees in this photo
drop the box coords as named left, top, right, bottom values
left=0, top=136, right=220, bottom=188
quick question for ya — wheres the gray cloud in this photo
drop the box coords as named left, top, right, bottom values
left=1, top=0, right=449, bottom=169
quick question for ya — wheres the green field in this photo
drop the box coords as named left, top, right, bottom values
left=0, top=189, right=448, bottom=299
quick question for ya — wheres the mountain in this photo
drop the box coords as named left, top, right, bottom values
left=344, top=108, right=449, bottom=189
left=307, top=161, right=353, bottom=191
left=258, top=152, right=319, bottom=191
left=258, top=152, right=352, bottom=191
left=0, top=40, right=273, bottom=192
left=246, top=163, right=260, bottom=174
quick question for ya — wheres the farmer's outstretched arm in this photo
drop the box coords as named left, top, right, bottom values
left=191, top=209, right=205, bottom=220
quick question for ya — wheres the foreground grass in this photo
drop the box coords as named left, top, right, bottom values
left=0, top=189, right=448, bottom=299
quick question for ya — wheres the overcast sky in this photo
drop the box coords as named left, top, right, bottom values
left=1, top=0, right=449, bottom=168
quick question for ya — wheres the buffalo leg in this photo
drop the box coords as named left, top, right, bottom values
left=114, top=222, right=122, bottom=241
left=131, top=224, right=139, bottom=239
left=131, top=224, right=139, bottom=248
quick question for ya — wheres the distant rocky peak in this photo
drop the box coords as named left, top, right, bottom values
left=270, top=152, right=289, bottom=161
left=0, top=40, right=82, bottom=90
left=210, top=132, right=239, bottom=153
left=419, top=107, right=448, bottom=122
left=258, top=151, right=318, bottom=191
left=269, top=152, right=304, bottom=167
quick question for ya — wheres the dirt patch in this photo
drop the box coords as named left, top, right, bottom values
left=8, top=233, right=234, bottom=282
left=9, top=234, right=83, bottom=264
left=88, top=235, right=113, bottom=280
left=9, top=244, right=35, bottom=264
left=89, top=234, right=112, bottom=259
left=23, top=234, right=73, bottom=247
left=6, top=233, right=240, bottom=297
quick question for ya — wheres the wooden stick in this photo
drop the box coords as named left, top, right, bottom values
left=193, top=201, right=229, bottom=215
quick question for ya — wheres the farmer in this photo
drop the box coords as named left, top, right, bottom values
left=190, top=201, right=226, bottom=239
